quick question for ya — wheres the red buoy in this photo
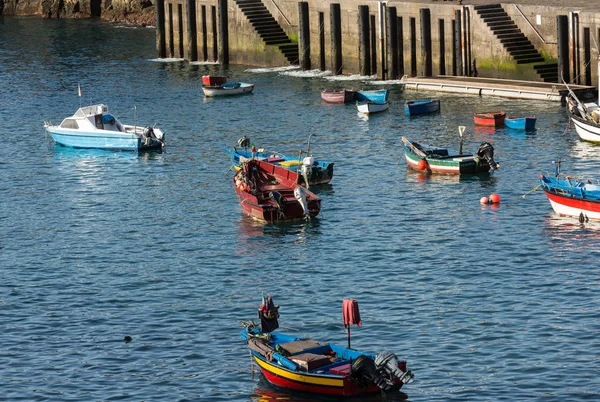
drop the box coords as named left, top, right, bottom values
left=417, top=159, right=428, bottom=171
left=489, top=193, right=501, bottom=203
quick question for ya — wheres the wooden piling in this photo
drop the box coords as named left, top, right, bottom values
left=319, top=12, right=325, bottom=71
left=454, top=10, right=462, bottom=76
left=386, top=7, right=398, bottom=79
left=298, top=2, right=311, bottom=70
left=358, top=5, right=371, bottom=76
left=201, top=5, right=208, bottom=61
left=438, top=18, right=445, bottom=76
left=420, top=8, right=432, bottom=77
left=331, top=3, right=342, bottom=75
left=186, top=0, right=197, bottom=61
left=397, top=17, right=404, bottom=77
left=410, top=17, right=416, bottom=77
left=583, top=27, right=591, bottom=86
left=178, top=4, right=184, bottom=58
left=371, top=15, right=377, bottom=76
left=168, top=3, right=174, bottom=57
left=156, top=0, right=166, bottom=58
left=557, top=15, right=570, bottom=83
left=218, top=0, right=229, bottom=64
left=211, top=6, right=217, bottom=61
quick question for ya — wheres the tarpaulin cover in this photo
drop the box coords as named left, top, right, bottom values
left=342, top=299, right=362, bottom=328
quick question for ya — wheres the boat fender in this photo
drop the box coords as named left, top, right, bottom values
left=417, top=158, right=429, bottom=171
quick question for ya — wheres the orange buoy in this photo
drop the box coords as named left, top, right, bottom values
left=417, top=158, right=428, bottom=171
left=489, top=193, right=501, bottom=203
left=480, top=196, right=489, bottom=205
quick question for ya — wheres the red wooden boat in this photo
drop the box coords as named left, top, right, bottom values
left=474, top=111, right=506, bottom=127
left=321, top=89, right=355, bottom=103
left=233, top=159, right=321, bottom=222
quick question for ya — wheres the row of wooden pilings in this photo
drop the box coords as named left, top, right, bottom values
left=154, top=0, right=593, bottom=85
left=155, top=0, right=477, bottom=79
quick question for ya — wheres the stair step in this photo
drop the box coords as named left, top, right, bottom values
left=514, top=52, right=542, bottom=60
left=474, top=4, right=503, bottom=11
left=505, top=44, right=535, bottom=51
left=500, top=37, right=528, bottom=44
left=251, top=22, right=282, bottom=29
left=534, top=64, right=558, bottom=73
left=483, top=15, right=511, bottom=23
left=516, top=57, right=545, bottom=64
left=491, top=26, right=520, bottom=34
left=496, top=31, right=524, bottom=39
left=265, top=38, right=292, bottom=45
left=487, top=21, right=517, bottom=29
left=509, top=49, right=537, bottom=56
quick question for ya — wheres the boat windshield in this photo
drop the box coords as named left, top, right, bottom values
left=60, top=119, right=79, bottom=129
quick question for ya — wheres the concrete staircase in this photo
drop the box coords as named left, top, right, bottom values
left=474, top=4, right=558, bottom=82
left=233, top=0, right=299, bottom=65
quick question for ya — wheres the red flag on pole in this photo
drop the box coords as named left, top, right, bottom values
left=342, top=299, right=361, bottom=349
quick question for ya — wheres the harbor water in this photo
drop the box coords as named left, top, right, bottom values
left=1, top=17, right=599, bottom=401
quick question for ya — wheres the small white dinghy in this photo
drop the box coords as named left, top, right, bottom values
left=356, top=100, right=389, bottom=114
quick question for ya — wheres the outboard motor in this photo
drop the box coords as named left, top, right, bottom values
left=374, top=351, right=414, bottom=388
left=237, top=136, right=250, bottom=148
left=294, top=186, right=310, bottom=218
left=352, top=355, right=393, bottom=390
left=300, top=156, right=314, bottom=188
left=476, top=142, right=500, bottom=171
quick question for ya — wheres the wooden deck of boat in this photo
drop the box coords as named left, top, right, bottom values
left=402, top=76, right=595, bottom=102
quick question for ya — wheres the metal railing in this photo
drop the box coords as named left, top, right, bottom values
left=268, top=0, right=295, bottom=27
left=514, top=5, right=557, bottom=45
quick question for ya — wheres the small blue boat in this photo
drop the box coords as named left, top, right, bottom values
left=44, top=104, right=165, bottom=151
left=505, top=116, right=536, bottom=130
left=404, top=99, right=440, bottom=116
left=354, top=89, right=389, bottom=103
left=224, top=136, right=334, bottom=186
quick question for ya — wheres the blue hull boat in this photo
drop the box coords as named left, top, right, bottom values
left=404, top=99, right=440, bottom=116
left=505, top=116, right=536, bottom=130
left=354, top=89, right=389, bottom=103
left=224, top=137, right=334, bottom=186
left=44, top=104, right=165, bottom=151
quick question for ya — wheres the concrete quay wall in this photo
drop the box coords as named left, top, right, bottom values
left=159, top=0, right=600, bottom=85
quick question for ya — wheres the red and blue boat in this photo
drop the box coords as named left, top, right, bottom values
left=505, top=116, right=536, bottom=130
left=474, top=111, right=506, bottom=127
left=404, top=98, right=440, bottom=115
left=233, top=159, right=321, bottom=222
left=241, top=297, right=414, bottom=397
left=539, top=161, right=600, bottom=221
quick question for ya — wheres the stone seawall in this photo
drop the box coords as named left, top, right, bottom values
left=3, top=0, right=600, bottom=85
left=155, top=0, right=600, bottom=85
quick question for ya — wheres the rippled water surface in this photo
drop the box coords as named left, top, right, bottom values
left=1, top=17, right=599, bottom=401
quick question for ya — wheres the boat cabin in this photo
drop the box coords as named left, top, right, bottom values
left=60, top=104, right=125, bottom=132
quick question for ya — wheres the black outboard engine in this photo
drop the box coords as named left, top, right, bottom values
left=476, top=142, right=500, bottom=171
left=374, top=351, right=414, bottom=389
left=237, top=136, right=250, bottom=148
left=352, top=355, right=393, bottom=390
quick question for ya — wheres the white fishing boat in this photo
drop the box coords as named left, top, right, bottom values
left=44, top=104, right=165, bottom=151
left=356, top=100, right=389, bottom=114
left=566, top=57, right=600, bottom=142
left=202, top=82, right=255, bottom=97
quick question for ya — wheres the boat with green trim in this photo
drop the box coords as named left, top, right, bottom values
left=402, top=128, right=499, bottom=174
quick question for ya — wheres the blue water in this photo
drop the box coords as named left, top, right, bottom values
left=1, top=17, right=599, bottom=401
